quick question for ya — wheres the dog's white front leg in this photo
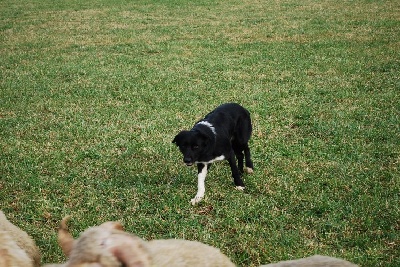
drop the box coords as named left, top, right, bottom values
left=191, top=164, right=208, bottom=205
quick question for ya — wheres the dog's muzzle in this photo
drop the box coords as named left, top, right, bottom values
left=184, top=158, right=193, bottom=166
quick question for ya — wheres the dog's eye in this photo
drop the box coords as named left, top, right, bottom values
left=193, top=145, right=199, bottom=150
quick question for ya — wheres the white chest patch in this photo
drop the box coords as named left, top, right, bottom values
left=196, top=155, right=225, bottom=165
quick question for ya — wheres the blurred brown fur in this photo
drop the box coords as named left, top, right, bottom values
left=44, top=216, right=234, bottom=267
left=0, top=211, right=41, bottom=267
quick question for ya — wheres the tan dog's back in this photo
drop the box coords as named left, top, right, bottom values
left=148, top=239, right=235, bottom=267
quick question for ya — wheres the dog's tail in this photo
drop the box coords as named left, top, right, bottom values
left=58, top=215, right=75, bottom=257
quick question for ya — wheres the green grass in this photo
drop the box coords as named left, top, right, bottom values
left=0, top=0, right=399, bottom=266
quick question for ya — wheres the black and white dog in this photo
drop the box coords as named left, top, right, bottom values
left=172, top=103, right=254, bottom=205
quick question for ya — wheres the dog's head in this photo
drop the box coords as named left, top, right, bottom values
left=56, top=216, right=151, bottom=267
left=172, top=130, right=212, bottom=166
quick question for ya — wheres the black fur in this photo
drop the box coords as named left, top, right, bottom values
left=172, top=103, right=254, bottom=189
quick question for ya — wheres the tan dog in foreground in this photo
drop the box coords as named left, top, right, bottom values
left=0, top=210, right=41, bottom=267
left=46, top=216, right=358, bottom=267
left=44, top=216, right=235, bottom=267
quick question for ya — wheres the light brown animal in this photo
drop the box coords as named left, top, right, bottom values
left=0, top=210, right=41, bottom=267
left=260, top=255, right=358, bottom=267
left=44, top=216, right=235, bottom=267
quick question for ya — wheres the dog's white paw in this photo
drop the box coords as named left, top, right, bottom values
left=245, top=167, right=254, bottom=174
left=235, top=186, right=245, bottom=191
left=190, top=196, right=203, bottom=205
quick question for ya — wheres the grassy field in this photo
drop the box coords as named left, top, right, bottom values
left=0, top=0, right=399, bottom=266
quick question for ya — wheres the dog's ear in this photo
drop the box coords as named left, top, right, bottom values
left=172, top=131, right=188, bottom=145
left=58, top=215, right=75, bottom=257
left=99, top=221, right=124, bottom=231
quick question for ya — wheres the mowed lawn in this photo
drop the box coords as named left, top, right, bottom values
left=0, top=0, right=399, bottom=266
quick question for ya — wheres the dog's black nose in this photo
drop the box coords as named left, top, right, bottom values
left=184, top=157, right=193, bottom=165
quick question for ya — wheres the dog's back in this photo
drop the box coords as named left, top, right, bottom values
left=203, top=102, right=252, bottom=142
left=148, top=239, right=236, bottom=267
